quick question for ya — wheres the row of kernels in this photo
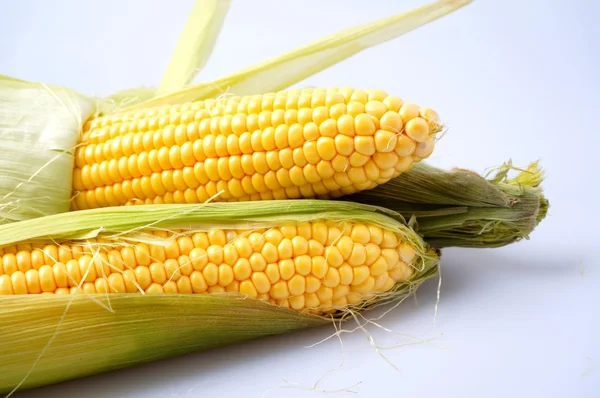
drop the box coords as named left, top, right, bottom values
left=76, top=110, right=425, bottom=171
left=86, top=88, right=408, bottom=136
left=0, top=222, right=417, bottom=313
left=71, top=168, right=386, bottom=209
left=73, top=136, right=416, bottom=193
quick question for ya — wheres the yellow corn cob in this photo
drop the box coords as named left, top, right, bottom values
left=72, top=87, right=441, bottom=210
left=0, top=220, right=417, bottom=314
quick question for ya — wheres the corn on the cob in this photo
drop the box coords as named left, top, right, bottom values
left=0, top=218, right=419, bottom=314
left=0, top=201, right=437, bottom=312
left=0, top=201, right=439, bottom=393
left=72, top=88, right=441, bottom=210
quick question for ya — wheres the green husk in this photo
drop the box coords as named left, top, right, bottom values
left=0, top=76, right=95, bottom=224
left=120, top=0, right=472, bottom=110
left=0, top=200, right=439, bottom=394
left=346, top=161, right=549, bottom=248
left=156, top=0, right=231, bottom=95
left=0, top=294, right=326, bottom=394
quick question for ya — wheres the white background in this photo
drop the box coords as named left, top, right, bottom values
left=1, top=0, right=599, bottom=397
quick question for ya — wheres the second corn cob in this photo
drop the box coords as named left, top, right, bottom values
left=72, top=87, right=441, bottom=210
left=0, top=201, right=436, bottom=314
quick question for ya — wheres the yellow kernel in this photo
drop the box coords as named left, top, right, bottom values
left=382, top=230, right=399, bottom=248
left=373, top=152, right=399, bottom=170
left=270, top=280, right=289, bottom=300
left=303, top=122, right=319, bottom=141
left=148, top=262, right=167, bottom=284
left=351, top=265, right=370, bottom=286
left=325, top=246, right=344, bottom=268
left=225, top=280, right=239, bottom=292
left=332, top=284, right=349, bottom=300
left=274, top=124, right=289, bottom=149
left=207, top=230, right=225, bottom=246
left=290, top=236, right=308, bottom=257
left=328, top=102, right=346, bottom=119
left=290, top=255, right=310, bottom=277
left=39, top=265, right=56, bottom=292
left=279, top=259, right=295, bottom=280
left=206, top=245, right=223, bottom=264
left=354, top=136, right=376, bottom=156
left=337, top=114, right=355, bottom=137
left=52, top=262, right=69, bottom=288
left=309, top=223, right=326, bottom=244
left=339, top=264, right=353, bottom=285
left=319, top=119, right=338, bottom=138
left=309, top=256, right=327, bottom=279
left=287, top=124, right=304, bottom=149
left=394, top=134, right=417, bottom=157
left=302, top=164, right=320, bottom=185
left=176, top=275, right=193, bottom=294
left=332, top=135, right=353, bottom=158
left=316, top=137, right=336, bottom=161
left=288, top=275, right=306, bottom=296
left=348, top=167, right=367, bottom=184
left=380, top=111, right=403, bottom=133
left=324, top=267, right=340, bottom=287
left=350, top=90, right=368, bottom=103
left=163, top=258, right=182, bottom=281
left=284, top=109, right=298, bottom=125
left=233, top=258, right=252, bottom=281
left=190, top=270, right=208, bottom=292
left=312, top=106, right=328, bottom=125
left=404, top=117, right=430, bottom=142
left=10, top=271, right=27, bottom=294
left=389, top=262, right=413, bottom=282
left=331, top=155, right=349, bottom=173
left=365, top=101, right=387, bottom=120
left=308, top=240, right=325, bottom=257
left=208, top=285, right=225, bottom=293
left=374, top=129, right=398, bottom=153
left=347, top=102, right=365, bottom=118
left=249, top=253, right=267, bottom=271
left=223, top=244, right=238, bottom=266
left=304, top=292, right=320, bottom=309
left=265, top=263, right=281, bottom=284
left=381, top=248, right=401, bottom=269
left=266, top=151, right=282, bottom=171
left=354, top=113, right=376, bottom=136
left=351, top=276, right=375, bottom=294
left=367, top=89, right=387, bottom=102
left=218, top=264, right=234, bottom=286
left=81, top=282, right=97, bottom=294
left=398, top=243, right=416, bottom=264
left=240, top=280, right=258, bottom=298
left=399, top=103, right=420, bottom=123
left=370, top=257, right=389, bottom=276
left=414, top=135, right=436, bottom=159
left=383, top=95, right=403, bottom=112
left=15, top=251, right=32, bottom=272
left=348, top=244, right=367, bottom=266
left=317, top=286, right=333, bottom=302
left=189, top=247, right=208, bottom=271
left=202, top=263, right=219, bottom=286
left=365, top=243, right=381, bottom=265
left=252, top=272, right=271, bottom=294
left=305, top=276, right=321, bottom=294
